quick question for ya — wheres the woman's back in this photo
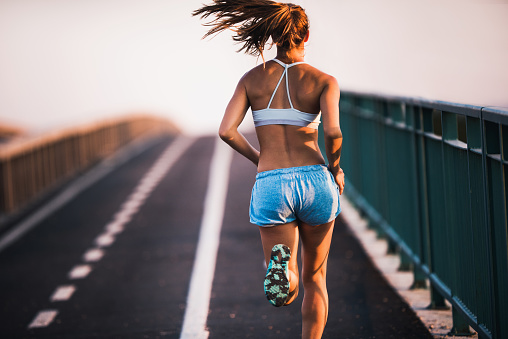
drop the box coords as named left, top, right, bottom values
left=243, top=59, right=331, bottom=172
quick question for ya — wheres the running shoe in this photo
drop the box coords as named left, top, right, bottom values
left=264, top=244, right=291, bottom=307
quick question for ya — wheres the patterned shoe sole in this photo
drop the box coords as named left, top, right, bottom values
left=264, top=244, right=291, bottom=307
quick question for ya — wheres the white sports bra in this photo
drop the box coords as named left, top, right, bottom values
left=252, top=59, right=321, bottom=129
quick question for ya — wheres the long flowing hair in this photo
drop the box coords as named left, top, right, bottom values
left=192, top=0, right=309, bottom=61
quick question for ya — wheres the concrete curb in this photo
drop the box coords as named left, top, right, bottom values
left=339, top=195, right=478, bottom=339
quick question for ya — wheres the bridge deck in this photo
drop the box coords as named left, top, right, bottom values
left=0, top=136, right=432, bottom=338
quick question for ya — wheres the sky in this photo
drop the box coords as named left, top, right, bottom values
left=0, top=0, right=507, bottom=136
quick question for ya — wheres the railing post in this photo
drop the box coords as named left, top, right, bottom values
left=482, top=110, right=507, bottom=339
left=428, top=283, right=449, bottom=310
left=386, top=238, right=397, bottom=254
left=398, top=251, right=412, bottom=271
left=366, top=216, right=384, bottom=239
left=449, top=307, right=474, bottom=336
left=411, top=266, right=427, bottom=289
left=4, top=158, right=14, bottom=213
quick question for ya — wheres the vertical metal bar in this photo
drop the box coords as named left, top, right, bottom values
left=411, top=266, right=427, bottom=289
left=481, top=110, right=498, bottom=339
left=0, top=157, right=14, bottom=213
left=0, top=158, right=4, bottom=214
left=409, top=103, right=426, bottom=287
left=440, top=110, right=454, bottom=297
left=29, top=151, right=36, bottom=199
left=429, top=283, right=449, bottom=309
left=466, top=115, right=492, bottom=331
left=442, top=111, right=476, bottom=333
left=398, top=251, right=413, bottom=271
left=486, top=121, right=508, bottom=339
left=416, top=106, right=433, bottom=283
left=421, top=107, right=447, bottom=309
left=449, top=307, right=474, bottom=336
left=499, top=123, right=508, bottom=339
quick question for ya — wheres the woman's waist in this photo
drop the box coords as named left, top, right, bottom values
left=257, top=155, right=326, bottom=174
left=255, top=163, right=329, bottom=179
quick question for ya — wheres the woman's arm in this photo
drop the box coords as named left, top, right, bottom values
left=320, top=76, right=344, bottom=194
left=218, top=77, right=260, bottom=166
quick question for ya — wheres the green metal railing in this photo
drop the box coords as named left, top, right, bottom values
left=325, top=91, right=507, bottom=339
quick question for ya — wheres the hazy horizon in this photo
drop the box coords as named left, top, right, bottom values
left=1, top=0, right=507, bottom=136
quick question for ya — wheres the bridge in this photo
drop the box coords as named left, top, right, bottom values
left=0, top=94, right=506, bottom=338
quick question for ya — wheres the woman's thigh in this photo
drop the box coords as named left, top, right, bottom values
left=298, top=220, right=335, bottom=280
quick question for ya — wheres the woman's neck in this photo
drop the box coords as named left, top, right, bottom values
left=275, top=46, right=305, bottom=64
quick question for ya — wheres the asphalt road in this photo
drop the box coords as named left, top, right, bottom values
left=0, top=135, right=433, bottom=338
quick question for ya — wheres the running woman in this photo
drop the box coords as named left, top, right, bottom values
left=193, top=2, right=345, bottom=338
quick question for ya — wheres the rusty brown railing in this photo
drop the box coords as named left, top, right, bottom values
left=0, top=114, right=179, bottom=216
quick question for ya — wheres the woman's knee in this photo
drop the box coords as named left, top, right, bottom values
left=302, top=268, right=326, bottom=287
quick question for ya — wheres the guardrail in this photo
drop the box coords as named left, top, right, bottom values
left=327, top=91, right=507, bottom=339
left=0, top=115, right=179, bottom=218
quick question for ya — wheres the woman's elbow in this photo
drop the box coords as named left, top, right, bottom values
left=324, top=127, right=343, bottom=140
left=218, top=126, right=235, bottom=141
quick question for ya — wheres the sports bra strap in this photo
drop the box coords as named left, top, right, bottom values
left=266, top=59, right=305, bottom=110
left=272, top=59, right=306, bottom=68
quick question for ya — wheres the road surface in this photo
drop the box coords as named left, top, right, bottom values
left=0, top=135, right=432, bottom=338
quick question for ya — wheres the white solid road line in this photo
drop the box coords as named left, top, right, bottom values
left=180, top=138, right=233, bottom=339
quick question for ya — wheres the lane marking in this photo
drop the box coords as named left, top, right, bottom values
left=130, top=190, right=149, bottom=201
left=50, top=285, right=76, bottom=302
left=113, top=210, right=133, bottom=225
left=0, top=136, right=163, bottom=254
left=95, top=233, right=115, bottom=247
left=105, top=222, right=124, bottom=235
left=180, top=138, right=233, bottom=339
left=26, top=135, right=196, bottom=330
left=28, top=310, right=58, bottom=328
left=68, top=265, right=92, bottom=279
left=83, top=248, right=104, bottom=262
left=122, top=200, right=142, bottom=211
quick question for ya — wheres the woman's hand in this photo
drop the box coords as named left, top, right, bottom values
left=335, top=168, right=345, bottom=195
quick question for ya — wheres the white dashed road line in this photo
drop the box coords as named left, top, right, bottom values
left=68, top=265, right=92, bottom=280
left=0, top=136, right=162, bottom=254
left=83, top=248, right=105, bottom=262
left=50, top=285, right=76, bottom=302
left=105, top=222, right=124, bottom=235
left=94, top=233, right=115, bottom=247
left=26, top=136, right=195, bottom=330
left=28, top=310, right=59, bottom=329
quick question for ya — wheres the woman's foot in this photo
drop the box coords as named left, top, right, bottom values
left=264, top=244, right=291, bottom=307
left=284, top=283, right=299, bottom=306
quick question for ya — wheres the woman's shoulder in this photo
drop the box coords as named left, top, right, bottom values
left=240, top=61, right=279, bottom=88
left=293, top=63, right=339, bottom=97
left=240, top=60, right=339, bottom=92
left=243, top=60, right=278, bottom=77
left=302, top=63, right=338, bottom=85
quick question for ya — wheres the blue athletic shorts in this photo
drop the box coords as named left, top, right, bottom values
left=249, top=164, right=341, bottom=227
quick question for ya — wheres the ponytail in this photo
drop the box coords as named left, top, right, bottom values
left=192, top=0, right=309, bottom=61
